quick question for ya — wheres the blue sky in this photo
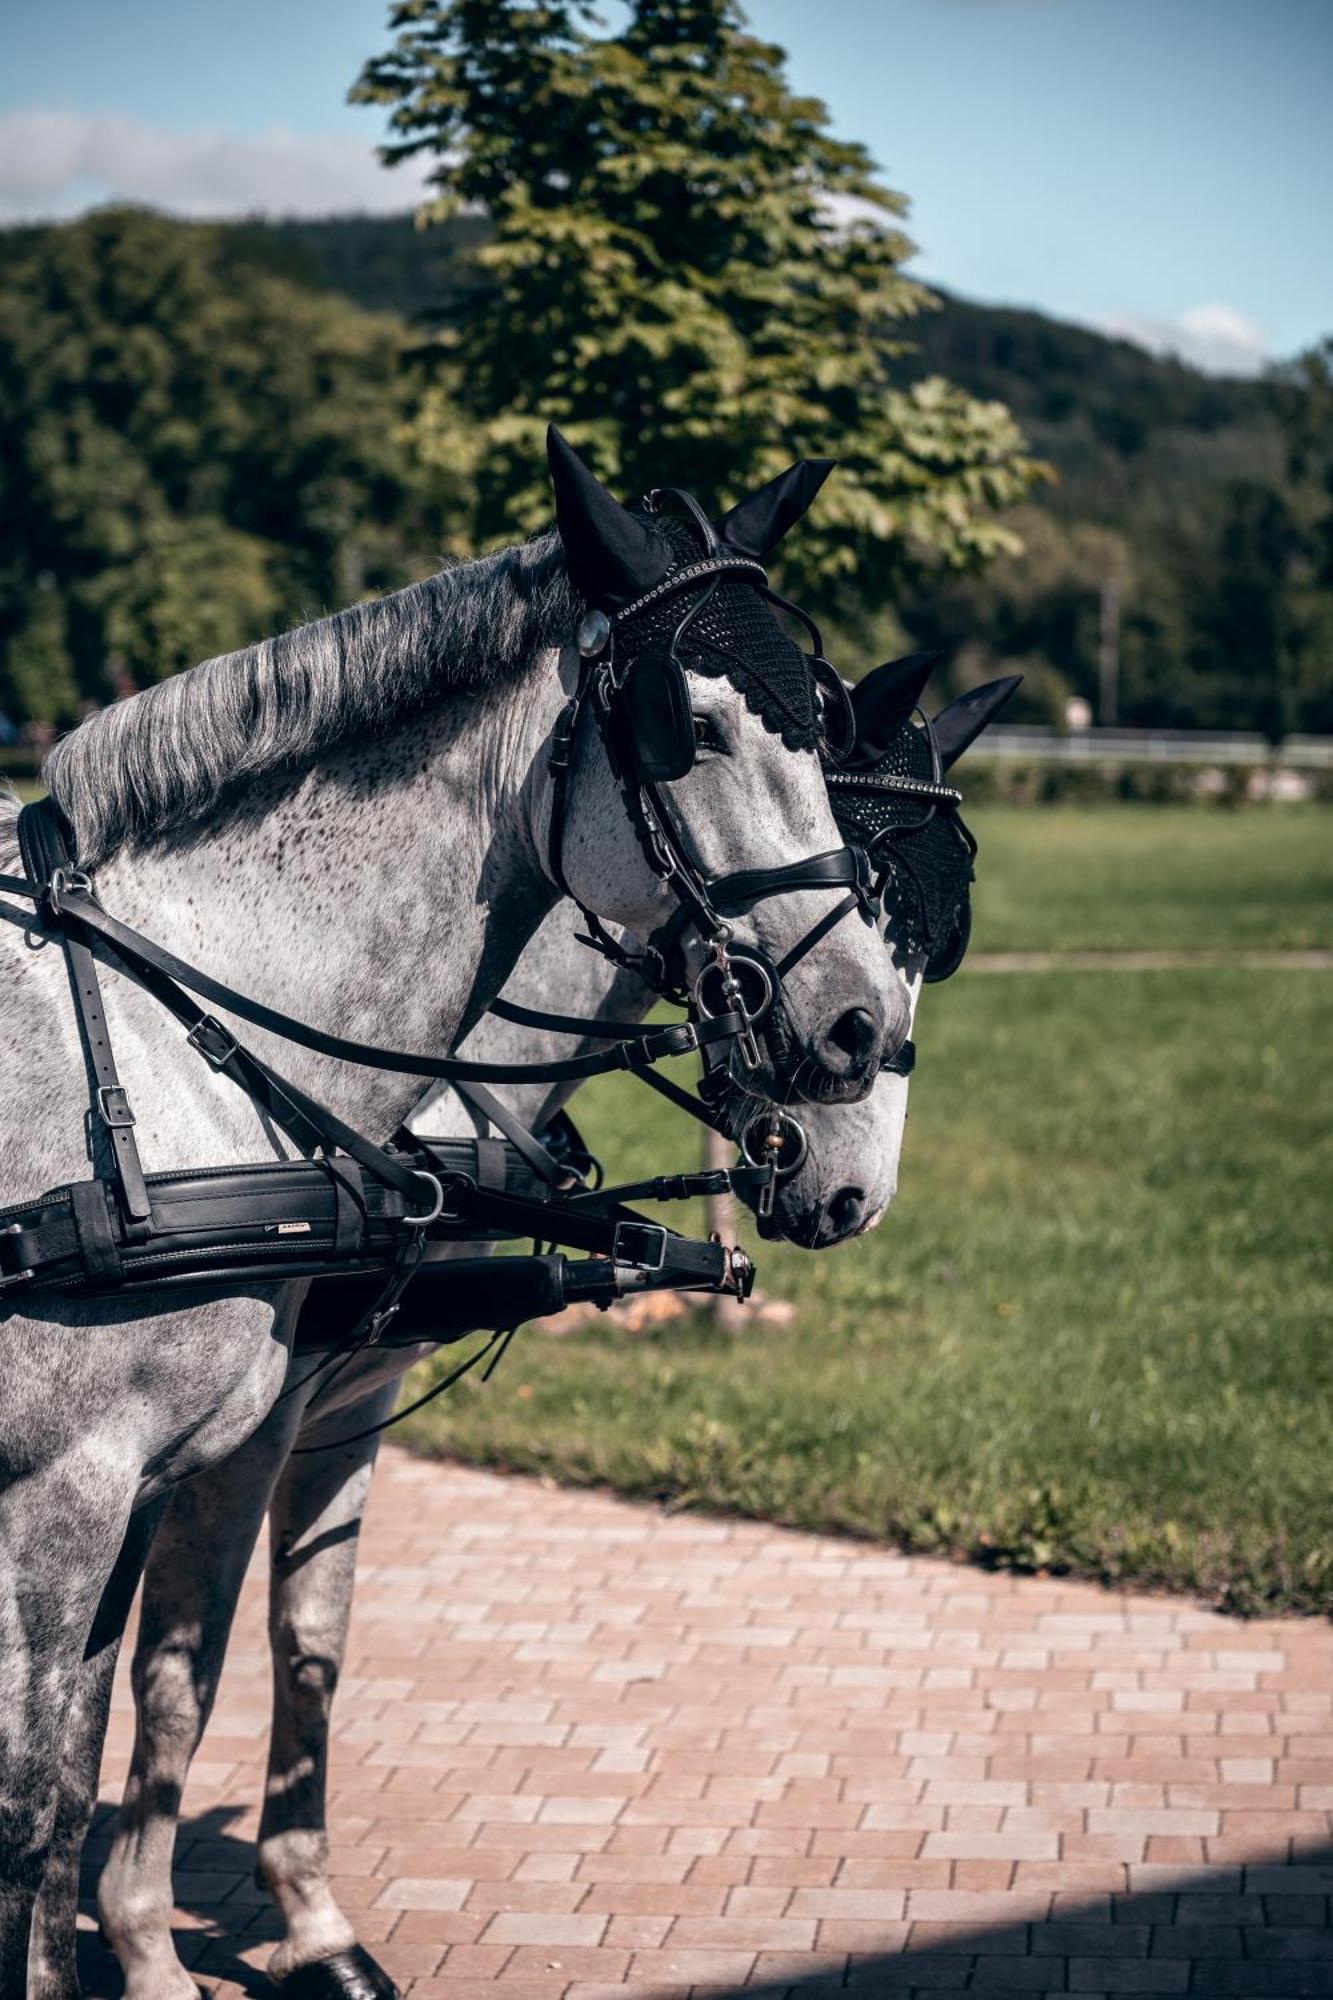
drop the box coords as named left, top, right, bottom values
left=2, top=0, right=1329, bottom=373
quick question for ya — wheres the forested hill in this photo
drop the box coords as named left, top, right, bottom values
left=1, top=207, right=1324, bottom=738
left=221, top=212, right=1307, bottom=736
left=236, top=212, right=1274, bottom=475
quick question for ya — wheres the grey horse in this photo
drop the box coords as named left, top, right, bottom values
left=77, top=668, right=1017, bottom=1999
left=77, top=902, right=916, bottom=2000
left=2, top=435, right=900, bottom=1992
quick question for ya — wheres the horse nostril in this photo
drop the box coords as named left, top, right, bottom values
left=822, top=1005, right=879, bottom=1077
left=827, top=1185, right=866, bottom=1239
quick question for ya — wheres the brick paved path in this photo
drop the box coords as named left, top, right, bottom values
left=81, top=1450, right=1333, bottom=1998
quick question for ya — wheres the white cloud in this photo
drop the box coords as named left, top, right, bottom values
left=0, top=109, right=429, bottom=223
left=1092, top=301, right=1271, bottom=378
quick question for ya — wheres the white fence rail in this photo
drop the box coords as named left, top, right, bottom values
left=968, top=727, right=1333, bottom=770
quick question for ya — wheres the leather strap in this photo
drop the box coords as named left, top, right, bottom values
left=68, top=1178, right=124, bottom=1283
left=775, top=891, right=862, bottom=979
left=707, top=845, right=866, bottom=914
left=39, top=879, right=734, bottom=1087
left=489, top=996, right=659, bottom=1040
left=447, top=1081, right=566, bottom=1189
left=883, top=1036, right=916, bottom=1077
left=17, top=803, right=152, bottom=1226
left=0, top=1138, right=731, bottom=1297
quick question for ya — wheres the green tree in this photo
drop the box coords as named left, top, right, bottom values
left=355, top=0, right=1043, bottom=610
left=1278, top=339, right=1333, bottom=734
left=0, top=207, right=469, bottom=725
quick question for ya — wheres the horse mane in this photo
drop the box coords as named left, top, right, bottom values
left=43, top=533, right=581, bottom=865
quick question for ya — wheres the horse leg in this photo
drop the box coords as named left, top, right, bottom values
left=257, top=1387, right=400, bottom=1996
left=0, top=1456, right=140, bottom=1997
left=97, top=1412, right=300, bottom=2000
left=27, top=1498, right=169, bottom=2000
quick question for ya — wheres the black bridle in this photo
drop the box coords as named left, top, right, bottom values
left=537, top=505, right=885, bottom=1186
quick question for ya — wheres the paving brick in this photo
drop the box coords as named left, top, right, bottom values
left=1068, top=1958, right=1190, bottom=1991
left=627, top=1946, right=758, bottom=1982
left=481, top=1912, right=610, bottom=1947
left=85, top=1449, right=1333, bottom=2000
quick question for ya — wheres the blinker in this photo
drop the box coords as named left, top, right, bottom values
left=616, top=649, right=697, bottom=786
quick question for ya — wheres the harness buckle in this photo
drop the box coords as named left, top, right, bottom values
left=548, top=701, right=579, bottom=773
left=654, top=1021, right=699, bottom=1059
left=0, top=1223, right=33, bottom=1289
left=97, top=1085, right=136, bottom=1131
left=611, top=1220, right=668, bottom=1272
left=186, top=1015, right=239, bottom=1070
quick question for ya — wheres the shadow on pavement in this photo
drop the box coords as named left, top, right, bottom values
left=76, top=1797, right=1333, bottom=1998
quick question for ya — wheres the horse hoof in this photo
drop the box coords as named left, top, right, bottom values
left=274, top=1946, right=401, bottom=1999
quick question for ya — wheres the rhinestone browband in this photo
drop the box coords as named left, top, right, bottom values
left=825, top=771, right=963, bottom=806
left=613, top=556, right=769, bottom=627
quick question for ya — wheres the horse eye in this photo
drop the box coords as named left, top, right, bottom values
left=693, top=714, right=730, bottom=756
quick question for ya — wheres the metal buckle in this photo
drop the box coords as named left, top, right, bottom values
left=612, top=1220, right=668, bottom=1271
left=643, top=1021, right=698, bottom=1061
left=0, top=1222, right=32, bottom=1289
left=186, top=1016, right=239, bottom=1070
left=97, top=1085, right=136, bottom=1130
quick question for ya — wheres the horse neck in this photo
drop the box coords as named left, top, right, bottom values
left=410, top=912, right=656, bottom=1144
left=91, top=664, right=566, bottom=1143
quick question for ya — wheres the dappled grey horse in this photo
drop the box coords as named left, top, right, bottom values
left=1, top=434, right=902, bottom=1995
left=78, top=664, right=1016, bottom=2000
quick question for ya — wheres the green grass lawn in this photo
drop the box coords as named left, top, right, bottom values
left=968, top=804, right=1333, bottom=953
left=399, top=806, right=1333, bottom=1613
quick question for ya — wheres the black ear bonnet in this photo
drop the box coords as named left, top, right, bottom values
left=828, top=700, right=978, bottom=983
left=614, top=507, right=825, bottom=756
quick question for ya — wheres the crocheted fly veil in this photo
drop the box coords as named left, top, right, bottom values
left=616, top=512, right=823, bottom=754
left=829, top=714, right=976, bottom=982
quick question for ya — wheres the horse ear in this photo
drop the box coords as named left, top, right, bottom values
left=547, top=426, right=672, bottom=610
left=932, top=675, right=1023, bottom=771
left=716, top=460, right=835, bottom=561
left=848, top=652, right=942, bottom=762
